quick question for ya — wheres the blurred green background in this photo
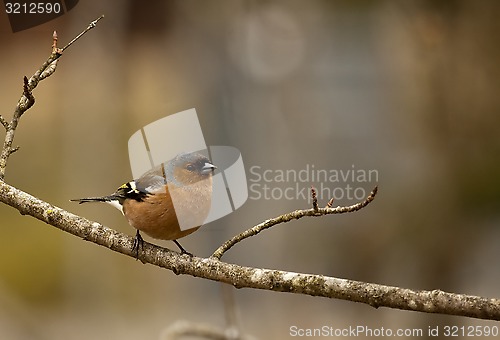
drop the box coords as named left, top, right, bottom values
left=1, top=1, right=500, bottom=339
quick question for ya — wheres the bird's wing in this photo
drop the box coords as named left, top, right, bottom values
left=134, top=166, right=168, bottom=195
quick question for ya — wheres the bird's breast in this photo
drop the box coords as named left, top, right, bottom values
left=122, top=178, right=212, bottom=240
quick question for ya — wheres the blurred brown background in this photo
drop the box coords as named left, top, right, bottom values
left=1, top=1, right=500, bottom=339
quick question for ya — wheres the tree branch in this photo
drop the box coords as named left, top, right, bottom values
left=0, top=15, right=103, bottom=181
left=211, top=186, right=378, bottom=260
left=1, top=181, right=500, bottom=321
left=1, top=16, right=500, bottom=323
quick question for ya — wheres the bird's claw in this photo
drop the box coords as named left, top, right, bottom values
left=132, top=230, right=144, bottom=260
left=173, top=240, right=193, bottom=256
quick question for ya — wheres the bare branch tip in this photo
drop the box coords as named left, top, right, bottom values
left=52, top=30, right=58, bottom=51
left=362, top=185, right=379, bottom=205
left=311, top=186, right=319, bottom=211
left=89, top=15, right=105, bottom=29
left=9, top=146, right=20, bottom=155
left=23, top=76, right=30, bottom=94
left=23, top=76, right=31, bottom=94
left=61, top=15, right=104, bottom=52
left=326, top=197, right=335, bottom=208
left=0, top=115, right=8, bottom=130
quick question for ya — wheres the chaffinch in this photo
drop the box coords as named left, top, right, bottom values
left=72, top=152, right=216, bottom=256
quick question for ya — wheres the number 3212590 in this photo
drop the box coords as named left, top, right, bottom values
left=443, top=325, right=499, bottom=337
left=5, top=2, right=62, bottom=14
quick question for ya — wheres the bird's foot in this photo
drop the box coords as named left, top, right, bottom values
left=132, top=230, right=144, bottom=260
left=173, top=240, right=193, bottom=256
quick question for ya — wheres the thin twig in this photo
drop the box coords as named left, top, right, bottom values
left=52, top=30, right=58, bottom=52
left=311, top=186, right=319, bottom=212
left=9, top=146, right=20, bottom=155
left=0, top=16, right=103, bottom=181
left=211, top=186, right=378, bottom=260
left=61, top=15, right=104, bottom=52
left=0, top=116, right=8, bottom=130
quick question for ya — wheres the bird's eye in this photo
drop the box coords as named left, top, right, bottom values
left=186, top=163, right=195, bottom=171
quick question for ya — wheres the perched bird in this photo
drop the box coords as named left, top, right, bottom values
left=71, top=152, right=216, bottom=256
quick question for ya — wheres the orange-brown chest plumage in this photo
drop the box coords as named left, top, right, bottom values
left=122, top=192, right=199, bottom=240
left=122, top=159, right=213, bottom=240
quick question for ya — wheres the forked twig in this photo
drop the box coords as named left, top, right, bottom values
left=311, top=186, right=319, bottom=212
left=0, top=16, right=104, bottom=180
left=211, top=186, right=378, bottom=259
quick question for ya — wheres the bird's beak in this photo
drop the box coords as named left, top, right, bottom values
left=202, top=162, right=217, bottom=174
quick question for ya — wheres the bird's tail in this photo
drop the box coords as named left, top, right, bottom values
left=70, top=196, right=116, bottom=204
